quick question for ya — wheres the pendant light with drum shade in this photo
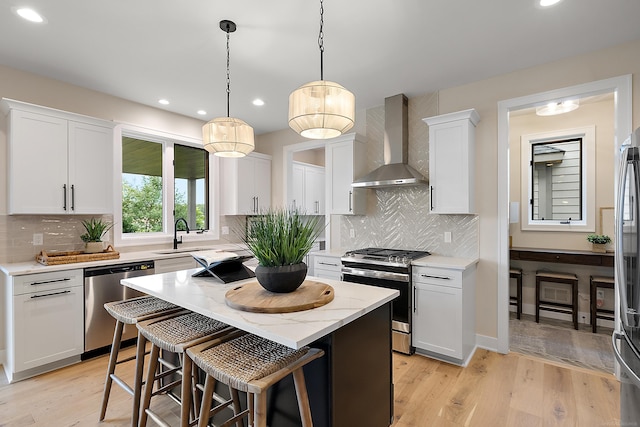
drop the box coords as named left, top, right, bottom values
left=288, top=0, right=355, bottom=139
left=202, top=20, right=254, bottom=157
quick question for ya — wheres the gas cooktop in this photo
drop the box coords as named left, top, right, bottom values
left=342, top=247, right=430, bottom=266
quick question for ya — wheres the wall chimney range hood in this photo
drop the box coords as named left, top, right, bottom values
left=352, top=94, right=427, bottom=188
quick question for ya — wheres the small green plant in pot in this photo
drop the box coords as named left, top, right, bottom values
left=586, top=234, right=611, bottom=253
left=243, top=208, right=323, bottom=293
left=81, top=218, right=113, bottom=253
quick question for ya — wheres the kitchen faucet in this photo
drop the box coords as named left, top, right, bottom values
left=173, top=218, right=190, bottom=249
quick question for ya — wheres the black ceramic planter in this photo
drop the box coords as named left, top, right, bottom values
left=255, top=263, right=307, bottom=293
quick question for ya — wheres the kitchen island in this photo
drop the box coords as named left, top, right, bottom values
left=122, top=269, right=399, bottom=427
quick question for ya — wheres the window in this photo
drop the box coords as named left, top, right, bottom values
left=520, top=126, right=595, bottom=232
left=174, top=144, right=208, bottom=230
left=115, top=125, right=218, bottom=246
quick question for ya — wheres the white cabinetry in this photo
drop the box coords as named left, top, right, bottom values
left=423, top=109, right=479, bottom=214
left=220, top=152, right=272, bottom=215
left=290, top=161, right=325, bottom=214
left=311, top=254, right=342, bottom=280
left=412, top=263, right=476, bottom=366
left=325, top=133, right=366, bottom=215
left=3, top=99, right=114, bottom=215
left=4, top=269, right=84, bottom=383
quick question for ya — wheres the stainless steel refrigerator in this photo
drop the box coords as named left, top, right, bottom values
left=614, top=126, right=640, bottom=422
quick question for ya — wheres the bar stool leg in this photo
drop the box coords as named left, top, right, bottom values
left=100, top=320, right=124, bottom=421
left=516, top=273, right=522, bottom=320
left=591, top=277, right=597, bottom=333
left=197, top=376, right=216, bottom=427
left=139, top=344, right=161, bottom=427
left=535, top=276, right=541, bottom=323
left=180, top=353, right=193, bottom=427
left=255, top=391, right=268, bottom=427
left=293, top=369, right=313, bottom=427
left=573, top=279, right=579, bottom=330
left=131, top=331, right=147, bottom=427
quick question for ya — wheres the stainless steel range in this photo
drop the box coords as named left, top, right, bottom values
left=341, top=248, right=430, bottom=354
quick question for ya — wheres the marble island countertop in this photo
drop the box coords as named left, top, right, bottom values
left=122, top=270, right=398, bottom=349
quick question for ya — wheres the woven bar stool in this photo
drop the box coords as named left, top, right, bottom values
left=100, top=296, right=181, bottom=426
left=137, top=310, right=236, bottom=427
left=186, top=332, right=325, bottom=427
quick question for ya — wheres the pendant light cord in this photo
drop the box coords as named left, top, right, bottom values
left=318, top=0, right=324, bottom=81
left=225, top=27, right=231, bottom=118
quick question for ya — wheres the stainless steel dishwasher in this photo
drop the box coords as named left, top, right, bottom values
left=83, top=260, right=155, bottom=353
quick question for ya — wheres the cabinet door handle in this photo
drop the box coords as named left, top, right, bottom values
left=30, top=290, right=71, bottom=299
left=413, top=286, right=417, bottom=313
left=71, top=184, right=75, bottom=211
left=293, top=199, right=296, bottom=209
left=63, top=184, right=67, bottom=211
left=348, top=191, right=353, bottom=212
left=318, top=262, right=338, bottom=267
left=421, top=274, right=451, bottom=280
left=31, top=278, right=71, bottom=286
left=315, top=200, right=319, bottom=214
left=256, top=196, right=259, bottom=213
left=430, top=186, right=434, bottom=210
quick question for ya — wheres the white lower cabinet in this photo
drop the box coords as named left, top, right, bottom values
left=311, top=254, right=342, bottom=280
left=4, top=269, right=84, bottom=382
left=412, top=264, right=476, bottom=366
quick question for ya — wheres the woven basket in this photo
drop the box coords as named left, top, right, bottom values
left=36, top=244, right=120, bottom=265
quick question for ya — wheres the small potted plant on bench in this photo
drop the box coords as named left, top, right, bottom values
left=81, top=218, right=113, bottom=253
left=586, top=234, right=611, bottom=253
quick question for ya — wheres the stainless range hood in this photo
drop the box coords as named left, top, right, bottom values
left=352, top=94, right=427, bottom=188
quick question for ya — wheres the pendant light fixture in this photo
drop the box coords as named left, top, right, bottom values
left=202, top=20, right=255, bottom=157
left=288, top=0, right=355, bottom=139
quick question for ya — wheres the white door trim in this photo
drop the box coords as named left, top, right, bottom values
left=496, top=75, right=633, bottom=354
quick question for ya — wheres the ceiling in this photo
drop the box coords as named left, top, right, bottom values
left=1, top=0, right=639, bottom=136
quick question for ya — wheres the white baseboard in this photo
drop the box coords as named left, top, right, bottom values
left=476, top=334, right=499, bottom=353
left=511, top=303, right=615, bottom=329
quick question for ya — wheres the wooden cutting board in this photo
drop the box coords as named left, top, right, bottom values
left=225, top=280, right=334, bottom=313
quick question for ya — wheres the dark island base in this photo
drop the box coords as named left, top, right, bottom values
left=202, top=302, right=394, bottom=427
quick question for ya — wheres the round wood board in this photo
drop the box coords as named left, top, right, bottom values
left=225, top=280, right=334, bottom=313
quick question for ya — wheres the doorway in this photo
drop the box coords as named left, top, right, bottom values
left=496, top=75, right=633, bottom=365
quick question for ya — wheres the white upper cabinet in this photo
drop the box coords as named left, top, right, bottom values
left=220, top=152, right=272, bottom=215
left=3, top=99, right=114, bottom=215
left=423, top=109, right=480, bottom=214
left=325, top=133, right=366, bottom=215
left=289, top=161, right=325, bottom=215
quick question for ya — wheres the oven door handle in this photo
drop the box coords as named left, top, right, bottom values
left=341, top=266, right=409, bottom=282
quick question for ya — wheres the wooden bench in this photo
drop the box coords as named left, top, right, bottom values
left=535, top=271, right=579, bottom=330
left=590, top=275, right=615, bottom=333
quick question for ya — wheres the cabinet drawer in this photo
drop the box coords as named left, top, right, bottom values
left=13, top=268, right=83, bottom=296
left=413, top=266, right=462, bottom=288
left=313, top=256, right=342, bottom=272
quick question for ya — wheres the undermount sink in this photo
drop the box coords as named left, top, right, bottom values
left=153, top=247, right=209, bottom=255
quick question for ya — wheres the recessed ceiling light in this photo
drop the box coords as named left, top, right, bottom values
left=197, top=110, right=207, bottom=116
left=252, top=99, right=265, bottom=107
left=158, top=99, right=170, bottom=105
left=14, top=7, right=45, bottom=23
left=539, top=0, right=562, bottom=7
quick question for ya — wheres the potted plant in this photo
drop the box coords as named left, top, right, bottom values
left=586, top=234, right=611, bottom=253
left=81, top=218, right=113, bottom=253
left=243, top=208, right=323, bottom=293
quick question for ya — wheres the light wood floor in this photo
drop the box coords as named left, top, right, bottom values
left=0, top=348, right=620, bottom=426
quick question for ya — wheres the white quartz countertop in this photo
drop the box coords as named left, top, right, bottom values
left=411, top=254, right=479, bottom=270
left=0, top=243, right=249, bottom=276
left=121, top=270, right=398, bottom=350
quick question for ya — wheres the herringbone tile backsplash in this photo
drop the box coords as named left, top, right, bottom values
left=340, top=187, right=478, bottom=259
left=340, top=92, right=478, bottom=259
